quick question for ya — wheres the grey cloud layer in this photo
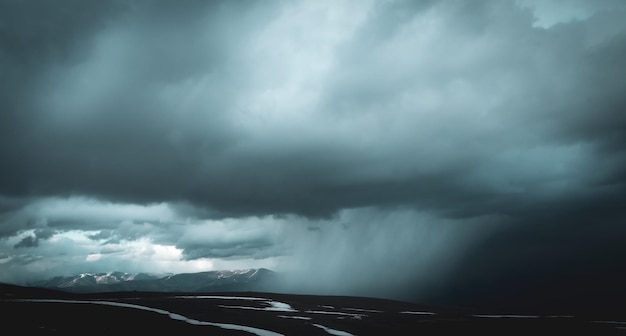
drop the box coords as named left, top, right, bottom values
left=13, top=228, right=56, bottom=249
left=1, top=0, right=625, bottom=305
left=1, top=0, right=623, bottom=219
left=0, top=197, right=288, bottom=261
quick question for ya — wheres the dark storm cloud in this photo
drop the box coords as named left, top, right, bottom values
left=0, top=0, right=125, bottom=191
left=181, top=238, right=277, bottom=260
left=0, top=0, right=625, bottom=306
left=0, top=196, right=177, bottom=240
left=11, top=228, right=55, bottom=249
left=88, top=230, right=114, bottom=241
left=13, top=235, right=37, bottom=249
left=172, top=216, right=290, bottom=261
left=423, top=185, right=626, bottom=310
left=0, top=0, right=622, bottom=221
left=0, top=0, right=279, bottom=212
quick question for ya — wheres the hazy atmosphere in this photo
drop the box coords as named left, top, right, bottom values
left=1, top=0, right=625, bottom=307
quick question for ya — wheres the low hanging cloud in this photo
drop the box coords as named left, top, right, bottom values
left=0, top=0, right=625, bottom=306
left=13, top=229, right=56, bottom=249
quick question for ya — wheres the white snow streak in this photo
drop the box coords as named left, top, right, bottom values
left=219, top=304, right=296, bottom=312
left=174, top=295, right=296, bottom=312
left=400, top=311, right=436, bottom=315
left=343, top=308, right=382, bottom=313
left=173, top=295, right=267, bottom=301
left=18, top=299, right=283, bottom=336
left=277, top=315, right=312, bottom=320
left=305, top=310, right=365, bottom=319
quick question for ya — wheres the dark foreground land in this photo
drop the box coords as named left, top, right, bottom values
left=2, top=284, right=625, bottom=335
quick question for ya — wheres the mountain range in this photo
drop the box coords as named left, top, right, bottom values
left=30, top=268, right=277, bottom=293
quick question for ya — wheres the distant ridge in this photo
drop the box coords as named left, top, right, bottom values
left=30, top=268, right=277, bottom=293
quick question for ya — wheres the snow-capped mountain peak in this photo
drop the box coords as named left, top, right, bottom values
left=30, top=268, right=276, bottom=293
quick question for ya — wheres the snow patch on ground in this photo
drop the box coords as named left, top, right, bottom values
left=312, top=323, right=354, bottom=336
left=267, top=301, right=296, bottom=312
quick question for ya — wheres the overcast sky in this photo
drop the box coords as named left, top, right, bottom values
left=1, top=0, right=625, bottom=308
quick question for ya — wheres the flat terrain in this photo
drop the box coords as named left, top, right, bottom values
left=2, top=284, right=625, bottom=335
